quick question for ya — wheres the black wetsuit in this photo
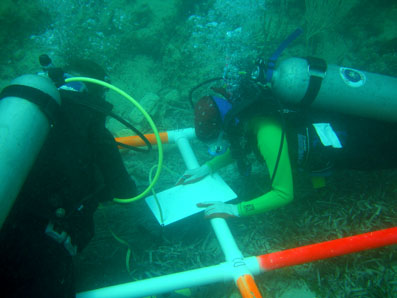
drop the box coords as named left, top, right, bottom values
left=0, top=90, right=137, bottom=297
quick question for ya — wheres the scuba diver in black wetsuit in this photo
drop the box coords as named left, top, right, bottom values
left=0, top=57, right=138, bottom=297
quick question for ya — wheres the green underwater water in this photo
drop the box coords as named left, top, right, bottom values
left=1, top=0, right=396, bottom=297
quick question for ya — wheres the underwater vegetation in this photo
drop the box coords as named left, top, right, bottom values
left=377, top=37, right=397, bottom=56
left=0, top=0, right=50, bottom=63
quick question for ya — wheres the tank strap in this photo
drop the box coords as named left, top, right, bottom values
left=0, top=84, right=60, bottom=126
left=300, top=57, right=327, bottom=108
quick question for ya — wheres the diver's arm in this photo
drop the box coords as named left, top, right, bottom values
left=206, top=148, right=234, bottom=172
left=181, top=148, right=234, bottom=184
left=238, top=118, right=294, bottom=216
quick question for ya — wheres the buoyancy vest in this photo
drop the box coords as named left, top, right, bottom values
left=2, top=90, right=114, bottom=252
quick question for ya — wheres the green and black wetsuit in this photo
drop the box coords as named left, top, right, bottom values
left=207, top=116, right=294, bottom=217
left=206, top=113, right=397, bottom=217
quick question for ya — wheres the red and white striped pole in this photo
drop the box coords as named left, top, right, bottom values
left=257, top=227, right=397, bottom=272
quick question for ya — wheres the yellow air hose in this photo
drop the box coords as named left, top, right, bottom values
left=64, top=77, right=163, bottom=203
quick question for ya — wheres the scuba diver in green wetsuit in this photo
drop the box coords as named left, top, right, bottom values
left=198, top=114, right=293, bottom=218
left=181, top=60, right=397, bottom=219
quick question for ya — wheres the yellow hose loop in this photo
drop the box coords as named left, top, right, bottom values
left=64, top=77, right=163, bottom=203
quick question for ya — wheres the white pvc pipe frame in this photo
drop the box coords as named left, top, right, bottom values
left=77, top=128, right=262, bottom=298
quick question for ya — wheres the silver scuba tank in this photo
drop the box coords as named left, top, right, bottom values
left=271, top=57, right=397, bottom=122
left=0, top=74, right=61, bottom=228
